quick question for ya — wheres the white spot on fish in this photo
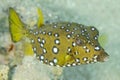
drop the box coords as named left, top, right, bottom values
left=66, top=34, right=71, bottom=39
left=43, top=48, right=47, bottom=53
left=42, top=31, right=46, bottom=35
left=94, top=46, right=100, bottom=51
left=42, top=39, right=46, bottom=44
left=94, top=36, right=98, bottom=40
left=61, top=26, right=65, bottom=29
left=53, top=25, right=57, bottom=28
left=35, top=31, right=39, bottom=35
left=45, top=59, right=48, bottom=63
left=31, top=39, right=34, bottom=43
left=29, top=30, right=33, bottom=33
left=73, top=27, right=77, bottom=31
left=40, top=43, right=44, bottom=48
left=91, top=27, right=95, bottom=31
left=74, top=51, right=79, bottom=55
left=67, top=47, right=71, bottom=53
left=71, top=31, right=75, bottom=34
left=86, top=61, right=90, bottom=64
left=39, top=30, right=42, bottom=34
left=75, top=58, right=80, bottom=63
left=53, top=58, right=58, bottom=63
left=83, top=57, right=87, bottom=61
left=54, top=33, right=59, bottom=37
left=40, top=55, right=44, bottom=60
left=66, top=64, right=71, bottom=67
left=72, top=42, right=76, bottom=47
left=54, top=39, right=60, bottom=45
left=81, top=29, right=85, bottom=32
left=81, top=32, right=85, bottom=36
left=37, top=37, right=41, bottom=42
left=66, top=29, right=70, bottom=32
left=84, top=28, right=87, bottom=32
left=83, top=46, right=87, bottom=49
left=33, top=32, right=36, bottom=35
left=49, top=61, right=54, bottom=66
left=52, top=46, right=59, bottom=54
left=33, top=47, right=36, bottom=51
left=93, top=59, right=97, bottom=62
left=77, top=34, right=80, bottom=37
left=72, top=63, right=76, bottom=66
left=47, top=31, right=52, bottom=36
left=67, top=23, right=71, bottom=27
left=93, top=55, right=98, bottom=59
left=86, top=49, right=90, bottom=53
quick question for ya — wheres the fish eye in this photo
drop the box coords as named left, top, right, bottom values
left=75, top=38, right=84, bottom=46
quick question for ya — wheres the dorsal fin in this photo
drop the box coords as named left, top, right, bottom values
left=37, top=8, right=44, bottom=28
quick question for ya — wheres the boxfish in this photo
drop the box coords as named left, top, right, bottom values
left=9, top=7, right=109, bottom=67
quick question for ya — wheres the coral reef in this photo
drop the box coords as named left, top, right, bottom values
left=12, top=56, right=63, bottom=80
left=0, top=65, right=9, bottom=80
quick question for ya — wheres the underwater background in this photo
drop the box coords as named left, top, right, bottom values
left=0, top=0, right=120, bottom=80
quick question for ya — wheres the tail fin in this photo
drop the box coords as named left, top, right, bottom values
left=9, top=7, right=27, bottom=42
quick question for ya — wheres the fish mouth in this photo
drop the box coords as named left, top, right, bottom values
left=97, top=51, right=109, bottom=62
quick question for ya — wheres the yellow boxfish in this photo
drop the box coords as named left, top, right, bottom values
left=9, top=7, right=109, bottom=67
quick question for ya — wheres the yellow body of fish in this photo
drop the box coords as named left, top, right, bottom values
left=9, top=7, right=109, bottom=67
